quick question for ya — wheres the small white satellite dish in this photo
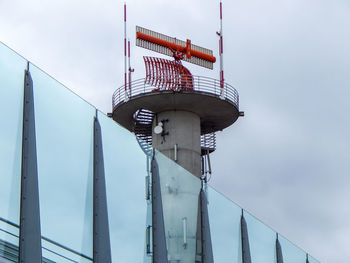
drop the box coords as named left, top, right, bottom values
left=154, top=125, right=163, bottom=134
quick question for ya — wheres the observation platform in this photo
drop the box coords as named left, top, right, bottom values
left=112, top=75, right=240, bottom=135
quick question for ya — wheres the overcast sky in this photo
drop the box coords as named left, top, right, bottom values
left=1, top=0, right=349, bottom=262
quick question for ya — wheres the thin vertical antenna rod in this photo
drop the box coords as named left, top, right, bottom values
left=218, top=0, right=224, bottom=95
left=124, top=3, right=128, bottom=99
left=128, top=39, right=132, bottom=96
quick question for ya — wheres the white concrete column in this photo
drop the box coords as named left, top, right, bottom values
left=152, top=110, right=201, bottom=178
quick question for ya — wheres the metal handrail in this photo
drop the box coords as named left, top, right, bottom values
left=201, top=132, right=216, bottom=152
left=112, top=75, right=239, bottom=109
left=0, top=217, right=93, bottom=262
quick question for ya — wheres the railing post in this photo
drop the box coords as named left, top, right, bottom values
left=241, top=210, right=252, bottom=263
left=214, top=79, right=216, bottom=95
left=19, top=62, right=43, bottom=263
left=200, top=189, right=214, bottom=263
left=198, top=76, right=200, bottom=92
left=276, top=233, right=284, bottom=263
left=151, top=157, right=168, bottom=262
left=93, top=111, right=112, bottom=263
left=225, top=83, right=227, bottom=98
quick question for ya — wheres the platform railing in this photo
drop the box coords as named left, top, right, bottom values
left=112, top=75, right=239, bottom=109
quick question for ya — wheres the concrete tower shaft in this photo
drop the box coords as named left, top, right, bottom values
left=152, top=110, right=201, bottom=177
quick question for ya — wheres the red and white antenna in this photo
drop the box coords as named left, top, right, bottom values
left=124, top=3, right=128, bottom=99
left=128, top=39, right=134, bottom=95
left=136, top=26, right=216, bottom=69
left=217, top=0, right=224, bottom=96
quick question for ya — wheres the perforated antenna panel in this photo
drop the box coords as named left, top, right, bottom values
left=136, top=26, right=215, bottom=69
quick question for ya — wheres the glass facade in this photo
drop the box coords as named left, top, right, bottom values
left=0, top=43, right=26, bottom=260
left=208, top=187, right=242, bottom=263
left=154, top=150, right=201, bottom=262
left=153, top=151, right=321, bottom=263
left=0, top=41, right=320, bottom=263
left=99, top=112, right=147, bottom=263
left=31, top=63, right=95, bottom=262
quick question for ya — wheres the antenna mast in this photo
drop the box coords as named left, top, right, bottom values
left=128, top=39, right=134, bottom=95
left=124, top=3, right=128, bottom=99
left=218, top=0, right=224, bottom=96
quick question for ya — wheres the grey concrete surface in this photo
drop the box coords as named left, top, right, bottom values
left=112, top=91, right=239, bottom=135
left=152, top=110, right=202, bottom=177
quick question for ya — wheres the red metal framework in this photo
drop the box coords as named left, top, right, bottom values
left=136, top=26, right=216, bottom=70
left=144, top=56, right=193, bottom=91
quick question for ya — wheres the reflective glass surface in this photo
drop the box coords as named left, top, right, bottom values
left=243, top=211, right=275, bottom=263
left=31, top=63, right=95, bottom=261
left=154, top=150, right=202, bottom=262
left=0, top=42, right=26, bottom=256
left=99, top=112, right=147, bottom=263
left=278, top=234, right=306, bottom=263
left=143, top=153, right=152, bottom=263
left=309, top=255, right=321, bottom=263
left=152, top=150, right=317, bottom=263
left=208, top=187, right=242, bottom=263
left=41, top=238, right=92, bottom=263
